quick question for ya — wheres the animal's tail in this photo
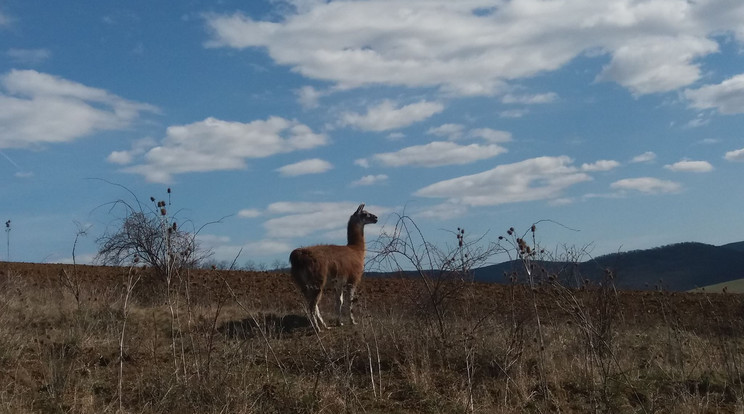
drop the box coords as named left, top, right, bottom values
left=289, top=248, right=314, bottom=289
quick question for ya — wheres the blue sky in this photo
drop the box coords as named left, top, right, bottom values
left=2, top=0, right=744, bottom=267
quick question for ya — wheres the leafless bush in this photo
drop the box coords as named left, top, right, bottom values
left=95, top=186, right=214, bottom=282
left=369, top=212, right=501, bottom=344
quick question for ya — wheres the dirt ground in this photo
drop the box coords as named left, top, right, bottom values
left=1, top=260, right=739, bottom=330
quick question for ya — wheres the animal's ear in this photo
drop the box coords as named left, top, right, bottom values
left=355, top=204, right=365, bottom=214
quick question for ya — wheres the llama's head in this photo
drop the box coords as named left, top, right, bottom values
left=352, top=203, right=378, bottom=225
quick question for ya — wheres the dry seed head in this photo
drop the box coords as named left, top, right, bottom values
left=160, top=208, right=167, bottom=216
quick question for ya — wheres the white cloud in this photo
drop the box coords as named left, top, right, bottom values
left=597, top=35, right=717, bottom=95
left=469, top=128, right=512, bottom=143
left=14, top=171, right=34, bottom=179
left=581, top=160, right=620, bottom=172
left=204, top=1, right=740, bottom=96
left=386, top=132, right=405, bottom=140
left=685, top=73, right=744, bottom=114
left=500, top=109, right=529, bottom=118
left=415, top=156, right=591, bottom=206
left=339, top=100, right=443, bottom=131
left=296, top=85, right=325, bottom=109
left=427, top=124, right=513, bottom=144
left=610, top=177, right=681, bottom=194
left=106, top=137, right=156, bottom=165
left=243, top=240, right=294, bottom=256
left=549, top=197, right=575, bottom=206
left=197, top=234, right=232, bottom=246
left=263, top=201, right=386, bottom=239
left=724, top=147, right=744, bottom=162
left=238, top=208, right=262, bottom=218
left=427, top=123, right=465, bottom=140
left=630, top=151, right=656, bottom=163
left=413, top=202, right=469, bottom=220
left=0, top=70, right=157, bottom=149
left=664, top=159, right=713, bottom=172
left=685, top=112, right=711, bottom=128
left=122, top=116, right=328, bottom=182
left=276, top=158, right=332, bottom=176
left=372, top=141, right=507, bottom=167
left=107, top=151, right=134, bottom=165
left=7, top=48, right=51, bottom=65
left=351, top=174, right=388, bottom=187
left=212, top=239, right=294, bottom=260
left=354, top=158, right=370, bottom=168
left=502, top=92, right=558, bottom=104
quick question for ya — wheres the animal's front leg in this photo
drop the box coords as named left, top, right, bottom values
left=347, top=285, right=357, bottom=325
left=336, top=289, right=345, bottom=326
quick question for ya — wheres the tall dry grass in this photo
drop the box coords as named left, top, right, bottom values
left=1, top=257, right=743, bottom=413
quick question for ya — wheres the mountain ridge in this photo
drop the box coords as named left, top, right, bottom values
left=370, top=241, right=744, bottom=291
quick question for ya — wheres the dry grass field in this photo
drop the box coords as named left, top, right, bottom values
left=1, top=261, right=744, bottom=413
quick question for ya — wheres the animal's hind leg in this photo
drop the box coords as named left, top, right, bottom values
left=346, top=285, right=358, bottom=325
left=336, top=288, right=345, bottom=326
left=306, top=288, right=328, bottom=330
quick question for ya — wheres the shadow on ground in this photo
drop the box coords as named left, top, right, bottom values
left=218, top=313, right=311, bottom=339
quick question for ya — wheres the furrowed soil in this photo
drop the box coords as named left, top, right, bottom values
left=1, top=261, right=743, bottom=413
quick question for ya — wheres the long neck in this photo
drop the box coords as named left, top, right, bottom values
left=347, top=218, right=365, bottom=250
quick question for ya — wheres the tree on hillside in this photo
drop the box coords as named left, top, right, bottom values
left=95, top=187, right=213, bottom=281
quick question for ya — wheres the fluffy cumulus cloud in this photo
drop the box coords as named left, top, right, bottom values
left=724, top=148, right=744, bottom=162
left=631, top=151, right=657, bottom=163
left=204, top=0, right=744, bottom=96
left=368, top=141, right=507, bottom=167
left=415, top=156, right=591, bottom=206
left=339, top=100, right=443, bottom=131
left=664, top=159, right=713, bottom=172
left=427, top=123, right=465, bottom=140
left=610, top=177, right=681, bottom=194
left=118, top=117, right=328, bottom=182
left=276, top=158, right=333, bottom=176
left=0, top=70, right=157, bottom=149
left=685, top=74, right=744, bottom=114
left=106, top=137, right=156, bottom=165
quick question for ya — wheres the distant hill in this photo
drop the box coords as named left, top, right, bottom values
left=372, top=241, right=744, bottom=292
left=721, top=241, right=744, bottom=252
